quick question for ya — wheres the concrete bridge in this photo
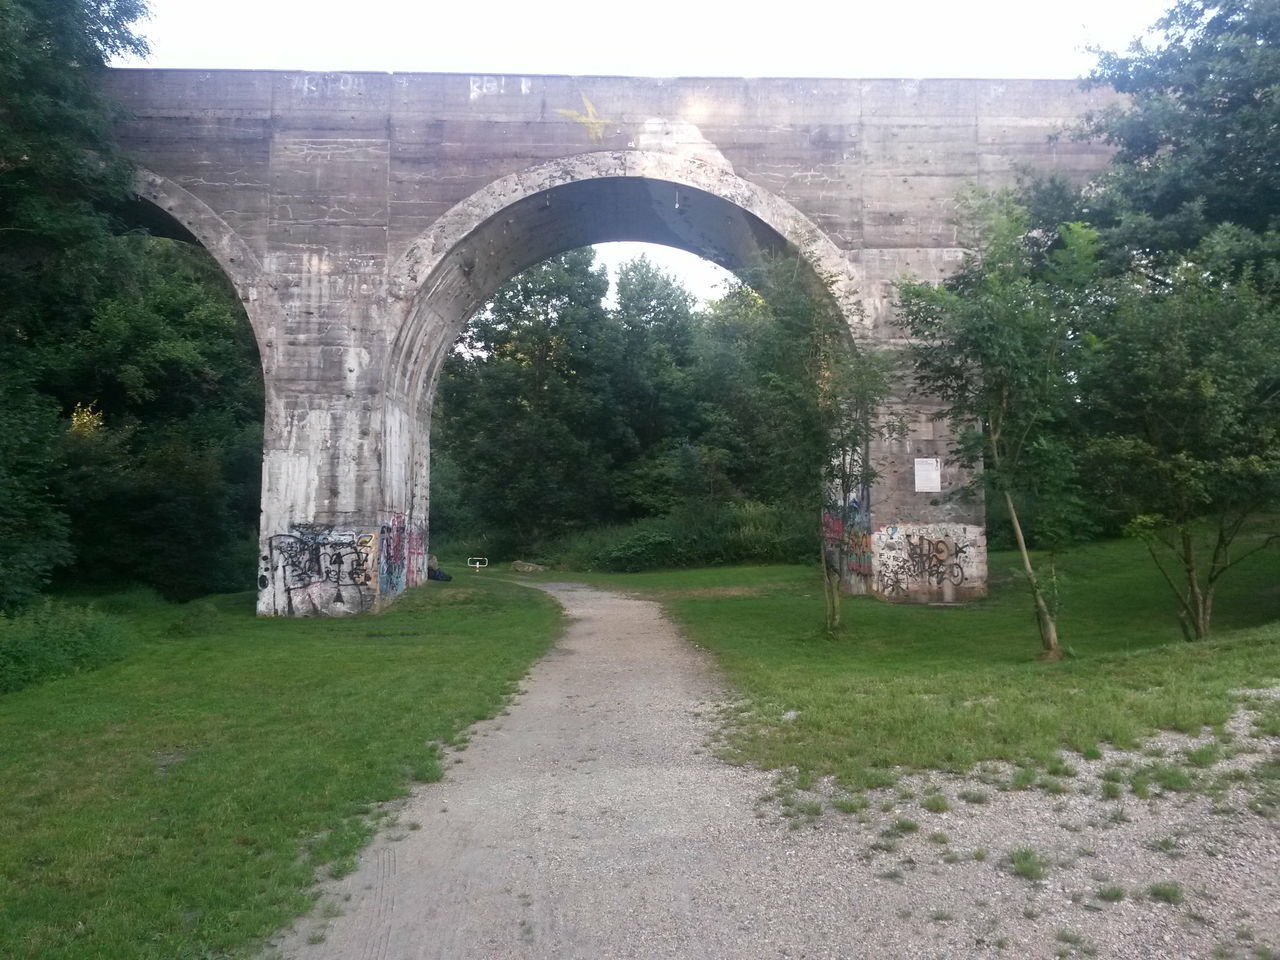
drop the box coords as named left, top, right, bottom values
left=101, top=69, right=1117, bottom=615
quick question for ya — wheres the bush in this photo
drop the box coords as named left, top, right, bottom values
left=0, top=600, right=130, bottom=694
left=546, top=500, right=818, bottom=572
left=593, top=530, right=683, bottom=572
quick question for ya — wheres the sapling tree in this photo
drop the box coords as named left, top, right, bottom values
left=897, top=191, right=1097, bottom=659
left=1081, top=254, right=1280, bottom=639
left=819, top=345, right=894, bottom=632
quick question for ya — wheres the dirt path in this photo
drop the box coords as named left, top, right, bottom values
left=271, top=583, right=1279, bottom=960
left=272, top=582, right=860, bottom=959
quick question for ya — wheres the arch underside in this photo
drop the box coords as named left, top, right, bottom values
left=392, top=175, right=847, bottom=417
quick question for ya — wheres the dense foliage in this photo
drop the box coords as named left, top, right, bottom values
left=0, top=0, right=263, bottom=609
left=898, top=0, right=1280, bottom=643
left=432, top=250, right=863, bottom=566
left=0, top=599, right=128, bottom=693
left=897, top=197, right=1100, bottom=658
left=1082, top=0, right=1280, bottom=256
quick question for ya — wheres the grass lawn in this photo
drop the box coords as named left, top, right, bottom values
left=515, top=532, right=1280, bottom=788
left=0, top=577, right=561, bottom=960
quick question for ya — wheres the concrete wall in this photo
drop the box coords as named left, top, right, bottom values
left=100, top=69, right=1118, bottom=614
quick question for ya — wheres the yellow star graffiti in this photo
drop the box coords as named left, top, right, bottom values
left=556, top=94, right=608, bottom=143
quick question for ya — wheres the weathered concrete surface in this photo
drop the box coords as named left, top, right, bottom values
left=100, top=70, right=1119, bottom=613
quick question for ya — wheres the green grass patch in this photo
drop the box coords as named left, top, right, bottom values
left=1148, top=881, right=1186, bottom=905
left=545, top=533, right=1280, bottom=788
left=0, top=578, right=561, bottom=959
left=0, top=599, right=132, bottom=693
left=921, top=793, right=951, bottom=813
left=1009, top=847, right=1050, bottom=881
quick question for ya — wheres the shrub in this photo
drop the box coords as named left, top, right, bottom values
left=0, top=600, right=130, bottom=694
left=547, top=500, right=818, bottom=572
left=593, top=530, right=684, bottom=572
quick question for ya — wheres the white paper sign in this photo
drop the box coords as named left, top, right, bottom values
left=914, top=457, right=941, bottom=492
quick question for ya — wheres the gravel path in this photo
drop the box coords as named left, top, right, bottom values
left=270, top=582, right=1279, bottom=960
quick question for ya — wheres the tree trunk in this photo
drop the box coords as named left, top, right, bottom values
left=1003, top=490, right=1063, bottom=660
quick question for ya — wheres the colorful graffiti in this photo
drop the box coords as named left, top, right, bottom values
left=260, top=524, right=377, bottom=616
left=822, top=494, right=874, bottom=579
left=377, top=514, right=427, bottom=596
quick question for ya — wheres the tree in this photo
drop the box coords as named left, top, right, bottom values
left=1080, top=255, right=1280, bottom=639
left=0, top=0, right=152, bottom=607
left=45, top=237, right=264, bottom=598
left=0, top=0, right=149, bottom=282
left=818, top=347, right=893, bottom=632
left=434, top=249, right=619, bottom=552
left=897, top=192, right=1097, bottom=660
left=0, top=381, right=72, bottom=611
left=1082, top=0, right=1280, bottom=257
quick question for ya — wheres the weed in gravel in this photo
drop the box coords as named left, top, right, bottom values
left=833, top=794, right=869, bottom=814
left=1024, top=907, right=1041, bottom=919
left=877, top=868, right=905, bottom=882
left=972, top=848, right=989, bottom=862
left=930, top=910, right=954, bottom=922
left=942, top=850, right=962, bottom=864
left=1102, top=767, right=1126, bottom=783
left=1249, top=759, right=1280, bottom=816
left=922, top=794, right=950, bottom=814
left=892, top=817, right=920, bottom=835
left=1148, top=881, right=1186, bottom=905
left=1253, top=700, right=1280, bottom=737
left=1097, top=885, right=1126, bottom=902
left=1106, top=806, right=1131, bottom=824
left=1101, top=780, right=1123, bottom=800
left=870, top=837, right=900, bottom=853
left=1055, top=928, right=1098, bottom=956
left=1046, top=756, right=1078, bottom=778
left=1186, top=744, right=1222, bottom=768
left=1039, top=777, right=1069, bottom=795
left=1155, top=764, right=1195, bottom=791
left=1011, top=767, right=1038, bottom=791
left=1080, top=745, right=1103, bottom=760
left=1147, top=835, right=1185, bottom=858
left=928, top=831, right=949, bottom=844
left=1009, top=847, right=1048, bottom=881
left=959, top=789, right=989, bottom=804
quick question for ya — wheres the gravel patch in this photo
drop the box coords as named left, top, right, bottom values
left=266, top=583, right=1280, bottom=960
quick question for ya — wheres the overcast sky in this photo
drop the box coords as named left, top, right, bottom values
left=116, top=0, right=1172, bottom=301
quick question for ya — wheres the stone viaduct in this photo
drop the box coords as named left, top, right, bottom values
left=100, top=69, right=1118, bottom=615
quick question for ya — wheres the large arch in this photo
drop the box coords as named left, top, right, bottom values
left=373, top=152, right=892, bottom=607
left=386, top=151, right=864, bottom=412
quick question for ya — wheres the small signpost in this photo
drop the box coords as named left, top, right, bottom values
left=467, top=557, right=489, bottom=573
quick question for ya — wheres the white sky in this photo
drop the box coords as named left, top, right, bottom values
left=116, top=0, right=1171, bottom=302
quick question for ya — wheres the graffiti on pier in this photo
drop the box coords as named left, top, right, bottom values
left=822, top=494, right=874, bottom=579
left=260, top=524, right=376, bottom=616
left=377, top=514, right=427, bottom=597
left=872, top=523, right=985, bottom=599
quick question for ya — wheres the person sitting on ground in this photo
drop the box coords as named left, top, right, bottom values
left=426, top=555, right=451, bottom=581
